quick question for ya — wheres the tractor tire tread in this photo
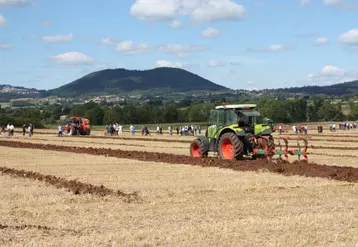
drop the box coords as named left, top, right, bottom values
left=190, top=139, right=208, bottom=157
left=218, top=132, right=244, bottom=160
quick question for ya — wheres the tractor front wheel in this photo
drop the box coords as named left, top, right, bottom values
left=218, top=132, right=244, bottom=160
left=190, top=139, right=208, bottom=158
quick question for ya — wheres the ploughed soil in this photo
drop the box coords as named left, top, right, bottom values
left=0, top=166, right=139, bottom=203
left=18, top=137, right=358, bottom=151
left=1, top=140, right=358, bottom=183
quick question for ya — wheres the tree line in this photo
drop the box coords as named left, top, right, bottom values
left=1, top=96, right=358, bottom=128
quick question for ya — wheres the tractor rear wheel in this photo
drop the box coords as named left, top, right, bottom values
left=190, top=139, right=208, bottom=158
left=218, top=132, right=244, bottom=160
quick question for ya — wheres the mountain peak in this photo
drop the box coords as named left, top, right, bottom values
left=49, top=67, right=227, bottom=97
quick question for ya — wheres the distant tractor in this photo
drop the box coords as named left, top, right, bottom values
left=189, top=104, right=308, bottom=161
left=63, top=116, right=91, bottom=136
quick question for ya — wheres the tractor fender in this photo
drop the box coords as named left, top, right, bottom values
left=218, top=127, right=246, bottom=138
left=195, top=135, right=209, bottom=152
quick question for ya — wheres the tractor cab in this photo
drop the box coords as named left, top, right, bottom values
left=208, top=104, right=270, bottom=136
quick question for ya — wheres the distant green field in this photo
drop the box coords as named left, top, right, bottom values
left=0, top=102, right=11, bottom=108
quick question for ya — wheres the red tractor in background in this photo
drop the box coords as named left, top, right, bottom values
left=64, top=116, right=91, bottom=136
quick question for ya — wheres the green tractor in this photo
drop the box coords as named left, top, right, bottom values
left=190, top=104, right=276, bottom=160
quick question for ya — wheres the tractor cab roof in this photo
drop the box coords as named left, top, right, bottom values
left=215, top=104, right=257, bottom=110
left=239, top=110, right=260, bottom=116
left=214, top=104, right=260, bottom=116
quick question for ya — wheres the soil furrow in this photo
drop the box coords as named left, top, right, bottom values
left=9, top=137, right=358, bottom=151
left=0, top=166, right=139, bottom=202
left=0, top=224, right=79, bottom=234
left=1, top=140, right=358, bottom=183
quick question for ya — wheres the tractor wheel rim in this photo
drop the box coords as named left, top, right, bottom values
left=191, top=143, right=201, bottom=157
left=221, top=138, right=234, bottom=159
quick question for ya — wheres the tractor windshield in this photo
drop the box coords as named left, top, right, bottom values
left=208, top=108, right=261, bottom=127
left=237, top=110, right=260, bottom=126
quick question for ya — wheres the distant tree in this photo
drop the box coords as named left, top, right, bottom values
left=84, top=107, right=104, bottom=125
left=162, top=104, right=179, bottom=123
left=318, top=102, right=344, bottom=121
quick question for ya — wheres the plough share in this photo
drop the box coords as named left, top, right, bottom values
left=250, top=135, right=310, bottom=161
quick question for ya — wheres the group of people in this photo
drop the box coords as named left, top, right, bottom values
left=102, top=124, right=203, bottom=137
left=143, top=124, right=202, bottom=136
left=278, top=122, right=358, bottom=134
left=179, top=125, right=202, bottom=136
left=104, top=123, right=123, bottom=136
left=22, top=123, right=34, bottom=137
left=337, top=122, right=357, bottom=130
left=0, top=123, right=33, bottom=137
left=277, top=125, right=308, bottom=134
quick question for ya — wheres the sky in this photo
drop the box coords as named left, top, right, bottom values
left=1, top=0, right=358, bottom=91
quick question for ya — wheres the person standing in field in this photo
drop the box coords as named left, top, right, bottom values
left=27, top=125, right=32, bottom=137
left=58, top=124, right=63, bottom=137
left=105, top=124, right=109, bottom=136
left=9, top=124, right=14, bottom=136
left=22, top=124, right=26, bottom=136
left=130, top=125, right=135, bottom=135
left=29, top=123, right=34, bottom=136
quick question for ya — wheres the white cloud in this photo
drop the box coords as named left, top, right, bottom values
left=338, top=29, right=358, bottom=45
left=315, top=37, right=329, bottom=46
left=190, top=0, right=245, bottom=22
left=323, top=0, right=343, bottom=6
left=130, top=0, right=245, bottom=22
left=207, top=59, right=224, bottom=67
left=321, top=65, right=346, bottom=75
left=247, top=45, right=294, bottom=52
left=0, top=14, right=7, bottom=27
left=101, top=38, right=208, bottom=57
left=307, top=65, right=358, bottom=85
left=130, top=0, right=178, bottom=20
left=323, top=0, right=357, bottom=9
left=100, top=37, right=117, bottom=45
left=0, top=43, right=11, bottom=49
left=0, top=0, right=32, bottom=7
left=170, top=19, right=183, bottom=28
left=158, top=44, right=208, bottom=57
left=201, top=27, right=219, bottom=38
left=42, top=33, right=73, bottom=43
left=50, top=52, right=93, bottom=65
left=116, top=40, right=150, bottom=55
left=300, top=0, right=310, bottom=6
left=155, top=60, right=184, bottom=68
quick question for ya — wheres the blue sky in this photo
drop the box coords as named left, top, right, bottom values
left=1, top=0, right=358, bottom=90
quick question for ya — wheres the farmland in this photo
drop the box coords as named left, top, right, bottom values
left=1, top=126, right=358, bottom=246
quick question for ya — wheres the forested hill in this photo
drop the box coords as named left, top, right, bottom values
left=46, top=67, right=228, bottom=97
left=263, top=80, right=358, bottom=96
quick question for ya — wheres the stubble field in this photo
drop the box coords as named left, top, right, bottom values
left=1, top=126, right=358, bottom=246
